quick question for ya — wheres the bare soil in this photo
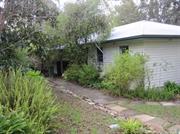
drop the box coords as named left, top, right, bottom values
left=52, top=84, right=119, bottom=134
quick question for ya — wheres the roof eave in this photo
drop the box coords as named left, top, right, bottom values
left=103, top=35, right=180, bottom=44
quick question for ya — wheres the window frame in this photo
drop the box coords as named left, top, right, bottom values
left=119, top=46, right=129, bottom=54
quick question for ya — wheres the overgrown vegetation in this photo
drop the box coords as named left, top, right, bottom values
left=64, top=53, right=180, bottom=101
left=64, top=64, right=99, bottom=86
left=123, top=87, right=176, bottom=101
left=45, top=0, right=110, bottom=65
left=103, top=53, right=146, bottom=95
left=0, top=70, right=59, bottom=133
left=0, top=0, right=58, bottom=72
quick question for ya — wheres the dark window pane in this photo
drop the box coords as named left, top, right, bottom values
left=120, top=46, right=129, bottom=54
left=97, top=47, right=103, bottom=62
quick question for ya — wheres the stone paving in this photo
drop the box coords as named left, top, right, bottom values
left=49, top=78, right=180, bottom=134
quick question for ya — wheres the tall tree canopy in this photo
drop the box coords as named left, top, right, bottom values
left=112, top=0, right=180, bottom=26
left=0, top=0, right=58, bottom=70
left=46, top=0, right=110, bottom=64
left=113, top=0, right=141, bottom=26
left=139, top=0, right=180, bottom=25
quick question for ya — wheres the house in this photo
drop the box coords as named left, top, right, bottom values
left=88, top=20, right=180, bottom=87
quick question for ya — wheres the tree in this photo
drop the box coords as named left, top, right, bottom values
left=112, top=0, right=141, bottom=26
left=139, top=0, right=180, bottom=25
left=160, top=0, right=180, bottom=25
left=0, top=0, right=58, bottom=70
left=46, top=0, right=110, bottom=64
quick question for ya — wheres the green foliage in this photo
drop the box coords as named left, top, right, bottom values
left=104, top=53, right=146, bottom=95
left=139, top=0, right=180, bottom=25
left=0, top=69, right=59, bottom=133
left=46, top=0, right=110, bottom=64
left=25, top=70, right=43, bottom=79
left=0, top=111, right=30, bottom=133
left=113, top=0, right=141, bottom=26
left=119, top=119, right=144, bottom=134
left=63, top=64, right=80, bottom=81
left=78, top=64, right=99, bottom=85
left=126, top=87, right=175, bottom=101
left=164, top=81, right=180, bottom=95
left=125, top=81, right=180, bottom=101
left=0, top=19, right=52, bottom=71
left=64, top=64, right=99, bottom=86
left=0, top=0, right=58, bottom=71
left=0, top=24, right=31, bottom=70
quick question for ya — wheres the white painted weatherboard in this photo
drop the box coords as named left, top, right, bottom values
left=144, top=39, right=180, bottom=87
left=88, top=39, right=180, bottom=87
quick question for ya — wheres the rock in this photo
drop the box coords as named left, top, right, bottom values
left=132, top=114, right=155, bottom=123
left=160, top=102, right=176, bottom=106
left=109, top=124, right=120, bottom=129
left=106, top=104, right=127, bottom=113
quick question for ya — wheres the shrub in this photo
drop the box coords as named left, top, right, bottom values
left=0, top=69, right=59, bottom=133
left=119, top=119, right=144, bottom=134
left=164, top=81, right=180, bottom=95
left=104, top=53, right=146, bottom=95
left=64, top=64, right=99, bottom=86
left=78, top=64, right=99, bottom=85
left=63, top=64, right=80, bottom=82
left=0, top=111, right=30, bottom=133
left=25, top=70, right=42, bottom=78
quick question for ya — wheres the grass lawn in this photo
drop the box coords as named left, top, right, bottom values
left=58, top=101, right=117, bottom=134
left=121, top=102, right=180, bottom=124
left=53, top=88, right=118, bottom=134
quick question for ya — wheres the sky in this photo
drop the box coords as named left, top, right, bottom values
left=0, top=0, right=4, bottom=8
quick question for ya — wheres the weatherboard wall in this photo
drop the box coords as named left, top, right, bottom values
left=88, top=38, right=180, bottom=88
left=143, top=39, right=180, bottom=87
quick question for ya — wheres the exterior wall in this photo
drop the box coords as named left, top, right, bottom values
left=88, top=39, right=180, bottom=87
left=144, top=39, right=180, bottom=87
left=102, top=40, right=144, bottom=72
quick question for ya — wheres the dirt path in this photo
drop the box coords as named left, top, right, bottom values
left=50, top=79, right=119, bottom=134
left=49, top=78, right=180, bottom=134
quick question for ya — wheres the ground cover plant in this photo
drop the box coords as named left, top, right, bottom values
left=0, top=69, right=59, bottom=133
left=119, top=119, right=145, bottom=134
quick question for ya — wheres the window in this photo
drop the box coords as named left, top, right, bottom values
left=97, top=47, right=103, bottom=62
left=120, top=46, right=129, bottom=54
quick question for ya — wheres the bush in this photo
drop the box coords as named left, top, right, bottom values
left=100, top=81, right=177, bottom=101
left=104, top=53, right=146, bottom=95
left=164, top=81, right=180, bottom=95
left=78, top=64, right=99, bottom=85
left=64, top=64, right=99, bottom=86
left=0, top=69, right=59, bottom=133
left=63, top=64, right=80, bottom=81
left=119, top=119, right=144, bottom=134
left=126, top=88, right=175, bottom=101
left=0, top=111, right=30, bottom=133
left=25, top=70, right=42, bottom=78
